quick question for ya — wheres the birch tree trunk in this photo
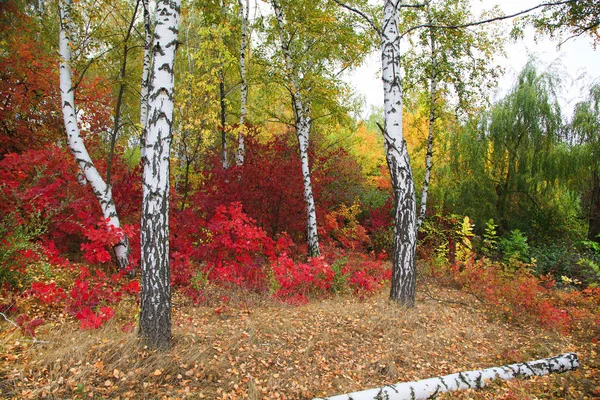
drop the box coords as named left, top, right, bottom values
left=315, top=352, right=579, bottom=400
left=236, top=0, right=249, bottom=166
left=139, top=0, right=180, bottom=350
left=416, top=9, right=437, bottom=231
left=59, top=0, right=130, bottom=271
left=139, top=0, right=152, bottom=160
left=381, top=0, right=416, bottom=306
left=272, top=0, right=320, bottom=257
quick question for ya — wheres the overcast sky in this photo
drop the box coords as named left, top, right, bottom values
left=346, top=0, right=600, bottom=119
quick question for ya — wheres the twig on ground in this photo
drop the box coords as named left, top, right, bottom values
left=0, top=312, right=51, bottom=344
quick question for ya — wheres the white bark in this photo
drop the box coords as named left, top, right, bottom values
left=315, top=352, right=579, bottom=400
left=139, top=0, right=152, bottom=159
left=272, top=0, right=320, bottom=257
left=236, top=0, right=249, bottom=166
left=416, top=10, right=436, bottom=231
left=139, top=0, right=180, bottom=349
left=59, top=0, right=130, bottom=270
left=381, top=0, right=416, bottom=306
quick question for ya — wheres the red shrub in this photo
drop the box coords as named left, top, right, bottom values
left=203, top=203, right=277, bottom=291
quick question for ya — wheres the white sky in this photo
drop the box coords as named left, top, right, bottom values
left=346, top=0, right=600, bottom=119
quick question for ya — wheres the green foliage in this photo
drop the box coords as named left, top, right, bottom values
left=529, top=242, right=579, bottom=278
left=400, top=0, right=504, bottom=116
left=330, top=257, right=350, bottom=294
left=455, top=216, right=474, bottom=263
left=440, top=62, right=585, bottom=242
left=0, top=212, right=50, bottom=288
left=499, top=229, right=530, bottom=263
left=578, top=240, right=600, bottom=286
left=481, top=218, right=498, bottom=258
left=526, top=0, right=600, bottom=46
left=191, top=265, right=210, bottom=292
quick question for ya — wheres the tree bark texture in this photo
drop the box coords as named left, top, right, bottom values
left=139, top=0, right=180, bottom=350
left=314, top=352, right=579, bottom=400
left=272, top=0, right=320, bottom=257
left=139, top=0, right=152, bottom=160
left=382, top=0, right=416, bottom=306
left=59, top=0, right=130, bottom=271
left=236, top=0, right=249, bottom=166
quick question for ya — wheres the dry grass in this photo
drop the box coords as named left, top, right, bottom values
left=1, top=282, right=597, bottom=399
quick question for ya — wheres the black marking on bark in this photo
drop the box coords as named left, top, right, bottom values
left=457, top=372, right=471, bottom=387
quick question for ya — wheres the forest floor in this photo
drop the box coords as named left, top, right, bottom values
left=0, top=279, right=598, bottom=400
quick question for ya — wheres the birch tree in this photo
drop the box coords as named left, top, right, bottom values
left=59, top=0, right=131, bottom=271
left=139, top=0, right=180, bottom=349
left=236, top=0, right=249, bottom=166
left=400, top=0, right=503, bottom=229
left=380, top=0, right=418, bottom=306
left=270, top=0, right=320, bottom=257
left=266, top=0, right=372, bottom=257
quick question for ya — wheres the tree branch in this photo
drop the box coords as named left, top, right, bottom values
left=330, top=0, right=381, bottom=35
left=401, top=0, right=580, bottom=38
left=0, top=312, right=50, bottom=344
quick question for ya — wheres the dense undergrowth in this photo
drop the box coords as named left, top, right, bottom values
left=1, top=142, right=599, bottom=399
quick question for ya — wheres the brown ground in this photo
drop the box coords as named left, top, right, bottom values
left=1, top=282, right=598, bottom=399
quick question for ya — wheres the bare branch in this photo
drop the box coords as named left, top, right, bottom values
left=0, top=312, right=19, bottom=328
left=331, top=0, right=381, bottom=35
left=401, top=0, right=580, bottom=38
left=0, top=312, right=51, bottom=344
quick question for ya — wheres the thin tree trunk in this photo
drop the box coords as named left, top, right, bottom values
left=236, top=0, right=249, bottom=166
left=107, top=0, right=140, bottom=187
left=59, top=0, right=130, bottom=271
left=382, top=0, right=416, bottom=307
left=296, top=100, right=320, bottom=257
left=416, top=10, right=436, bottom=231
left=220, top=68, right=228, bottom=169
left=588, top=168, right=600, bottom=242
left=181, top=157, right=191, bottom=211
left=272, top=0, right=320, bottom=257
left=139, top=0, right=180, bottom=350
left=139, top=0, right=152, bottom=160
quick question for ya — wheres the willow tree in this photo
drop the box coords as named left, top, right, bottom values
left=570, top=84, right=600, bottom=242
left=446, top=63, right=565, bottom=233
left=139, top=0, right=181, bottom=350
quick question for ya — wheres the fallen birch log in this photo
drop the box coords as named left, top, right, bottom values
left=315, top=352, right=579, bottom=400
